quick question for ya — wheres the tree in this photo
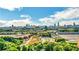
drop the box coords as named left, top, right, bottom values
left=43, top=43, right=54, bottom=51
left=33, top=43, right=43, bottom=51
left=21, top=45, right=28, bottom=51
left=4, top=42, right=18, bottom=51
left=53, top=45, right=64, bottom=51
left=55, top=38, right=66, bottom=42
left=64, top=44, right=73, bottom=51
left=12, top=38, right=23, bottom=45
left=0, top=38, right=5, bottom=42
left=0, top=42, right=6, bottom=50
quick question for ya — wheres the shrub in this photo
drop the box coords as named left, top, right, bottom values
left=0, top=42, right=6, bottom=50
left=55, top=38, right=66, bottom=42
left=21, top=45, right=28, bottom=51
left=33, top=43, right=43, bottom=51
left=0, top=38, right=5, bottom=42
left=4, top=42, right=18, bottom=51
left=43, top=42, right=55, bottom=51
left=53, top=45, right=64, bottom=51
left=0, top=42, right=18, bottom=51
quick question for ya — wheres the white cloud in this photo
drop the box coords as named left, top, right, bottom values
left=8, top=19, right=32, bottom=26
left=0, top=0, right=52, bottom=11
left=50, top=8, right=79, bottom=19
left=20, top=15, right=32, bottom=19
left=0, top=0, right=21, bottom=10
left=0, top=20, right=7, bottom=26
left=0, top=19, right=32, bottom=27
left=0, top=15, right=32, bottom=27
left=60, top=20, right=79, bottom=26
left=39, top=8, right=79, bottom=25
left=39, top=17, right=57, bottom=25
left=0, top=0, right=79, bottom=11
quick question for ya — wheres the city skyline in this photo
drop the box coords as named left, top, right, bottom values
left=0, top=7, right=79, bottom=27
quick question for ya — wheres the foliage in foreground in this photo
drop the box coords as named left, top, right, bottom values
left=20, top=38, right=79, bottom=51
left=0, top=36, right=79, bottom=51
left=20, top=41, right=78, bottom=51
left=0, top=36, right=23, bottom=51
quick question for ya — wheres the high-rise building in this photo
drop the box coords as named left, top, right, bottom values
left=73, top=22, right=76, bottom=26
left=53, top=23, right=56, bottom=29
left=11, top=25, right=15, bottom=31
left=54, top=23, right=56, bottom=27
left=58, top=22, right=59, bottom=27
left=12, top=25, right=14, bottom=28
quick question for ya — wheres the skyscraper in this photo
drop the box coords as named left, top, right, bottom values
left=58, top=22, right=59, bottom=27
left=73, top=22, right=76, bottom=26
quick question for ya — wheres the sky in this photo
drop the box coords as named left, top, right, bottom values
left=0, top=0, right=79, bottom=27
left=0, top=7, right=67, bottom=26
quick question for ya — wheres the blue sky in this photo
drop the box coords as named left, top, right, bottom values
left=0, top=7, right=79, bottom=26
left=0, top=0, right=79, bottom=27
left=0, top=7, right=66, bottom=22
